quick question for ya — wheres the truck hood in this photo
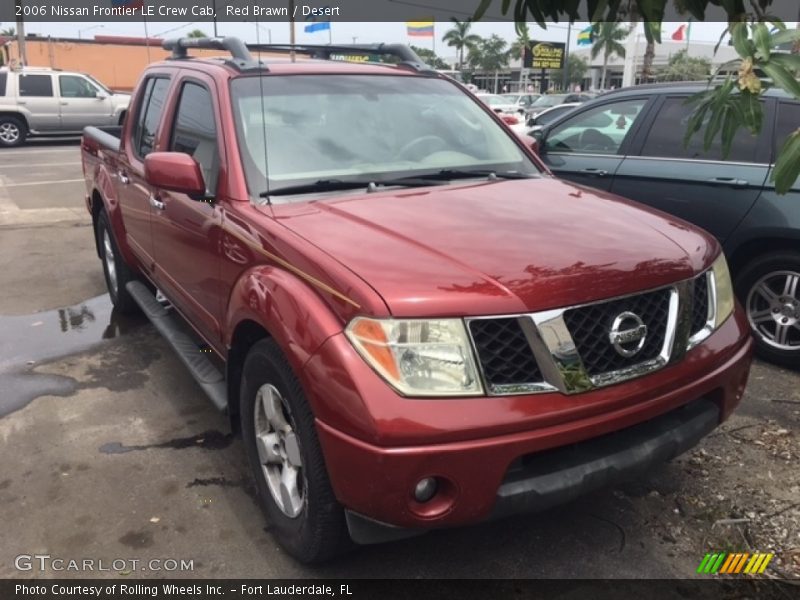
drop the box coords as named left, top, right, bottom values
left=269, top=177, right=717, bottom=317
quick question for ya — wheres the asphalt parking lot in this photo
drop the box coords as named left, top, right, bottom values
left=0, top=141, right=798, bottom=579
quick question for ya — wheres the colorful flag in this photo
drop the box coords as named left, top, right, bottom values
left=304, top=21, right=331, bottom=34
left=406, top=21, right=434, bottom=38
left=577, top=26, right=593, bottom=45
left=671, top=24, right=686, bottom=41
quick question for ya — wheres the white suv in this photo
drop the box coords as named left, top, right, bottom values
left=0, top=67, right=130, bottom=147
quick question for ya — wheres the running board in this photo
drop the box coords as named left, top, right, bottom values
left=126, top=281, right=227, bottom=412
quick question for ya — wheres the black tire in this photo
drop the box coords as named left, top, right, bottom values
left=735, top=251, right=800, bottom=369
left=240, top=338, right=349, bottom=563
left=0, top=115, right=27, bottom=148
left=96, top=210, right=139, bottom=314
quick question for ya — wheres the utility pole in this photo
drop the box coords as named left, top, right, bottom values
left=288, top=0, right=296, bottom=61
left=212, top=0, right=218, bottom=37
left=15, top=0, right=27, bottom=66
left=562, top=22, right=572, bottom=91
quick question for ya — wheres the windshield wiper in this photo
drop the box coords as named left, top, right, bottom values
left=410, top=169, right=535, bottom=182
left=261, top=178, right=443, bottom=198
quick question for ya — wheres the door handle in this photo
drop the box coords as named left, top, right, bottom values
left=60, top=101, right=69, bottom=106
left=17, top=100, right=26, bottom=105
left=580, top=168, right=609, bottom=177
left=149, top=195, right=166, bottom=211
left=118, top=171, right=130, bottom=185
left=708, top=177, right=748, bottom=187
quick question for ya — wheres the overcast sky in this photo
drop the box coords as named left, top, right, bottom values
left=0, top=20, right=776, bottom=60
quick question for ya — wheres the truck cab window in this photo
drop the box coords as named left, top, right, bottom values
left=0, top=73, right=7, bottom=96
left=19, top=74, right=53, bottom=97
left=133, top=77, right=170, bottom=158
left=169, top=82, right=219, bottom=197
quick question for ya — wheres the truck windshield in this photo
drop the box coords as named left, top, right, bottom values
left=230, top=74, right=540, bottom=201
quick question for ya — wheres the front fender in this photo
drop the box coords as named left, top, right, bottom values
left=224, top=265, right=345, bottom=401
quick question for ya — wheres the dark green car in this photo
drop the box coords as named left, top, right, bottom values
left=535, top=82, right=800, bottom=368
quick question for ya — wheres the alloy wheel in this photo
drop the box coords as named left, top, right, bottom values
left=746, top=270, right=800, bottom=352
left=253, top=383, right=305, bottom=518
left=0, top=122, right=20, bottom=144
left=103, top=229, right=118, bottom=296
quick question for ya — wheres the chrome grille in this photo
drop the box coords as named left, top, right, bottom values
left=690, top=274, right=710, bottom=336
left=468, top=318, right=542, bottom=387
left=563, top=288, right=671, bottom=376
left=465, top=278, right=701, bottom=396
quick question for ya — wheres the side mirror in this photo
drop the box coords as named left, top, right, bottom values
left=144, top=152, right=205, bottom=198
left=515, top=132, right=540, bottom=155
left=95, top=91, right=109, bottom=100
left=530, top=129, right=545, bottom=155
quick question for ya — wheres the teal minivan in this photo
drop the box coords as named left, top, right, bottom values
left=534, top=82, right=799, bottom=368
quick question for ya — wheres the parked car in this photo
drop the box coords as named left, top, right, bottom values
left=531, top=82, right=800, bottom=367
left=476, top=92, right=521, bottom=115
left=0, top=66, right=130, bottom=147
left=525, top=102, right=581, bottom=132
left=526, top=92, right=593, bottom=119
left=82, top=39, right=752, bottom=563
left=501, top=92, right=540, bottom=113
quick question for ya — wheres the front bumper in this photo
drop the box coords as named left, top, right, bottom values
left=304, top=309, right=752, bottom=538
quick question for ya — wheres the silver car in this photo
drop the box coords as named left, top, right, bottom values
left=0, top=67, right=130, bottom=147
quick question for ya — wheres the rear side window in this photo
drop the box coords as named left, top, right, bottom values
left=59, top=75, right=98, bottom=98
left=170, top=82, right=219, bottom=196
left=640, top=97, right=761, bottom=163
left=773, top=102, right=800, bottom=160
left=19, top=74, right=53, bottom=97
left=0, top=73, right=7, bottom=96
left=131, top=77, right=170, bottom=158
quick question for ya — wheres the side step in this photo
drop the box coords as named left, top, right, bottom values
left=126, top=281, right=227, bottom=412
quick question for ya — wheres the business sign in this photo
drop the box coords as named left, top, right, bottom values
left=523, top=41, right=566, bottom=70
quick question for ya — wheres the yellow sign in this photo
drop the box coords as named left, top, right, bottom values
left=525, top=42, right=566, bottom=70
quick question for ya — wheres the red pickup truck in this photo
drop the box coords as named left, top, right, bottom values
left=82, top=37, right=753, bottom=563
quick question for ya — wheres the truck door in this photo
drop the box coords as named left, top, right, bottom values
left=118, top=76, right=172, bottom=271
left=16, top=73, right=60, bottom=131
left=150, top=74, right=223, bottom=344
left=57, top=74, right=114, bottom=130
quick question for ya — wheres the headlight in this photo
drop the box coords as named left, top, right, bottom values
left=711, top=252, right=735, bottom=328
left=345, top=317, right=483, bottom=397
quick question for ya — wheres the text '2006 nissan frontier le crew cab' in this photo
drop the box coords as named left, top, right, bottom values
left=81, top=37, right=753, bottom=563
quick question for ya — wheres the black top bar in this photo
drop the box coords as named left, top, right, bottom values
left=162, top=37, right=257, bottom=69
left=161, top=37, right=435, bottom=74
left=249, top=43, right=434, bottom=73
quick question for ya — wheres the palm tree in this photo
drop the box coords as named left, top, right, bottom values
left=468, top=34, right=510, bottom=93
left=442, top=19, right=481, bottom=71
left=186, top=29, right=208, bottom=39
left=0, top=26, right=15, bottom=37
left=591, top=22, right=629, bottom=89
left=509, top=23, right=531, bottom=61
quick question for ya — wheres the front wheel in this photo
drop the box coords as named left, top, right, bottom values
left=240, top=338, right=348, bottom=563
left=735, top=252, right=800, bottom=368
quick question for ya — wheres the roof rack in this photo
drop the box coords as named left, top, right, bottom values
left=161, top=36, right=436, bottom=74
left=249, top=43, right=436, bottom=73
left=162, top=37, right=261, bottom=70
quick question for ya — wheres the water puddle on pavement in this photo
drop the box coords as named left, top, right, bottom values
left=0, top=294, right=146, bottom=417
left=0, top=294, right=145, bottom=371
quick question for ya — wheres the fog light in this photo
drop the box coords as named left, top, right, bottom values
left=414, top=477, right=438, bottom=503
